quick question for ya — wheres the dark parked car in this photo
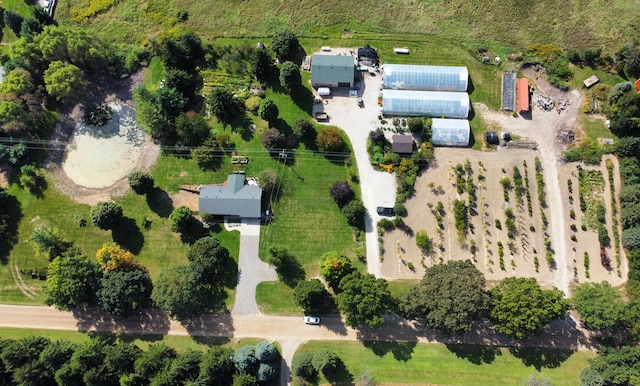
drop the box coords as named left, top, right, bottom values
left=377, top=207, right=395, bottom=216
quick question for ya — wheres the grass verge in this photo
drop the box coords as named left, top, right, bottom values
left=296, top=340, right=593, bottom=386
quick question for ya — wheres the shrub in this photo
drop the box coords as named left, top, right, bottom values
left=416, top=230, right=432, bottom=253
left=233, top=345, right=257, bottom=374
left=293, top=118, right=315, bottom=141
left=317, top=127, right=345, bottom=152
left=341, top=199, right=366, bottom=229
left=245, top=95, right=262, bottom=112
left=169, top=206, right=194, bottom=233
left=127, top=171, right=154, bottom=194
left=312, top=348, right=338, bottom=376
left=258, top=98, right=278, bottom=124
left=292, top=351, right=316, bottom=380
left=90, top=201, right=123, bottom=230
left=407, top=117, right=424, bottom=133
left=330, top=181, right=354, bottom=208
left=393, top=203, right=407, bottom=217
left=255, top=340, right=278, bottom=363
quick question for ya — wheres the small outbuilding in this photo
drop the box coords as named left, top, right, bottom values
left=485, top=131, right=499, bottom=145
left=636, top=79, right=640, bottom=94
left=583, top=75, right=600, bottom=88
left=199, top=174, right=263, bottom=219
left=381, top=90, right=470, bottom=119
left=517, top=78, right=530, bottom=114
left=502, top=72, right=516, bottom=112
left=391, top=135, right=414, bottom=153
left=357, top=46, right=379, bottom=66
left=431, top=118, right=470, bottom=147
left=311, top=54, right=356, bottom=88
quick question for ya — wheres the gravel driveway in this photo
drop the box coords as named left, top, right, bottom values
left=314, top=70, right=397, bottom=277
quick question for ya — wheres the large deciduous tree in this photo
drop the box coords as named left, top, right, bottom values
left=337, top=272, right=395, bottom=328
left=187, top=236, right=237, bottom=288
left=341, top=198, right=366, bottom=229
left=258, top=98, right=278, bottom=125
left=90, top=201, right=123, bottom=230
left=43, top=61, right=85, bottom=103
left=169, top=205, right=194, bottom=233
left=45, top=252, right=102, bottom=310
left=294, top=279, right=330, bottom=314
left=585, top=346, right=640, bottom=386
left=197, top=346, right=234, bottom=386
left=573, top=282, right=627, bottom=332
left=399, top=260, right=490, bottom=335
left=279, top=61, right=301, bottom=91
left=97, top=269, right=153, bottom=317
left=489, top=277, right=569, bottom=340
left=261, top=128, right=285, bottom=153
left=319, top=251, right=355, bottom=292
left=151, top=263, right=227, bottom=321
left=271, top=29, right=299, bottom=62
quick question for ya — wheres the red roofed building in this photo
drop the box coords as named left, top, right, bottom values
left=518, top=78, right=530, bottom=113
left=636, top=78, right=640, bottom=94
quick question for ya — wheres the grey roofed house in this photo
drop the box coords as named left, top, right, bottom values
left=311, top=54, right=356, bottom=88
left=199, top=174, right=263, bottom=219
left=392, top=134, right=414, bottom=153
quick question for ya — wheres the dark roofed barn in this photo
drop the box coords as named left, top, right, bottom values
left=199, top=174, right=263, bottom=219
left=392, top=135, right=414, bottom=153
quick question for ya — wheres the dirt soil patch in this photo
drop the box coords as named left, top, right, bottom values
left=45, top=71, right=161, bottom=206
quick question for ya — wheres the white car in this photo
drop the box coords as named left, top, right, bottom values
left=303, top=316, right=320, bottom=325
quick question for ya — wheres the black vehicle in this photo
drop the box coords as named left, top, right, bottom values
left=377, top=207, right=394, bottom=216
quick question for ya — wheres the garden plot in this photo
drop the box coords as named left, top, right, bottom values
left=560, top=161, right=626, bottom=286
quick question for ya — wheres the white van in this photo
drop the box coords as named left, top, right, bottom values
left=317, top=87, right=331, bottom=96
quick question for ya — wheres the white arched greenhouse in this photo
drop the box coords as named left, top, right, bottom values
left=431, top=118, right=471, bottom=147
left=382, top=64, right=469, bottom=92
left=381, top=90, right=470, bottom=119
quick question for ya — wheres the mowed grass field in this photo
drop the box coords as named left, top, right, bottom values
left=296, top=341, right=594, bottom=386
left=51, top=0, right=640, bottom=53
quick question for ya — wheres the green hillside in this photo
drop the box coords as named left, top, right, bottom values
left=54, top=0, right=640, bottom=50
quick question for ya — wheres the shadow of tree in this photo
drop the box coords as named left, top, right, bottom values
left=508, top=347, right=575, bottom=370
left=445, top=343, right=500, bottom=364
left=291, top=85, right=313, bottom=115
left=146, top=187, right=173, bottom=218
left=0, top=193, right=22, bottom=264
left=324, top=357, right=353, bottom=384
left=179, top=221, right=207, bottom=244
left=28, top=175, right=48, bottom=199
left=72, top=306, right=171, bottom=336
left=112, top=217, right=145, bottom=254
left=361, top=340, right=417, bottom=362
left=181, top=312, right=234, bottom=343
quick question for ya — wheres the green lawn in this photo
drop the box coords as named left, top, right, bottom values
left=256, top=281, right=300, bottom=315
left=0, top=327, right=261, bottom=353
left=296, top=340, right=594, bottom=386
left=143, top=56, right=165, bottom=91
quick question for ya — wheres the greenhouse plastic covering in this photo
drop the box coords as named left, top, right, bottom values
left=382, top=64, right=469, bottom=91
left=381, top=90, right=470, bottom=118
left=431, top=118, right=470, bottom=147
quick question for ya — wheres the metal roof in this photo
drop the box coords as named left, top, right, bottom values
left=199, top=174, right=263, bottom=218
left=382, top=64, right=468, bottom=92
left=381, top=90, right=470, bottom=118
left=311, top=54, right=355, bottom=85
left=431, top=118, right=470, bottom=147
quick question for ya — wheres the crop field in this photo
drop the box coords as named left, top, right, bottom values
left=380, top=149, right=625, bottom=289
left=50, top=0, right=640, bottom=53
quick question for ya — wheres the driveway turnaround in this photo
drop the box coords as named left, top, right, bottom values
left=228, top=219, right=277, bottom=315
